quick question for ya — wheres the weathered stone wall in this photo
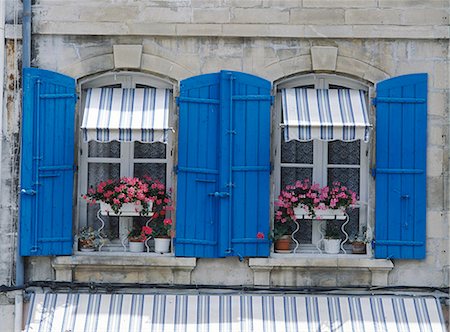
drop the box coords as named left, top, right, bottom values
left=3, top=0, right=448, bottom=287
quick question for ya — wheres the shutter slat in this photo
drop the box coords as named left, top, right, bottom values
left=20, top=68, right=76, bottom=256
left=374, top=73, right=427, bottom=259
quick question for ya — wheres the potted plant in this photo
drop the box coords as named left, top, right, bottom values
left=146, top=177, right=173, bottom=253
left=271, top=210, right=296, bottom=252
left=78, top=226, right=105, bottom=251
left=323, top=227, right=341, bottom=254
left=275, top=179, right=358, bottom=220
left=82, top=177, right=154, bottom=216
left=127, top=225, right=153, bottom=253
left=351, top=227, right=368, bottom=254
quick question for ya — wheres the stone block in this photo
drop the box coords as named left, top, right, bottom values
left=427, top=123, right=444, bottom=146
left=193, top=9, right=230, bottom=23
left=176, top=24, right=223, bottom=36
left=231, top=8, right=289, bottom=24
left=345, top=9, right=402, bottom=25
left=113, top=45, right=142, bottom=69
left=428, top=92, right=446, bottom=117
left=407, top=41, right=448, bottom=60
left=433, top=62, right=448, bottom=90
left=267, top=25, right=304, bottom=37
left=224, top=0, right=263, bottom=8
left=192, top=257, right=253, bottom=285
left=426, top=211, right=446, bottom=239
left=127, top=23, right=176, bottom=35
left=141, top=54, right=195, bottom=81
left=427, top=147, right=443, bottom=177
left=79, top=6, right=140, bottom=22
left=303, top=0, right=377, bottom=8
left=290, top=9, right=344, bottom=24
left=336, top=56, right=370, bottom=79
left=427, top=176, right=444, bottom=210
left=402, top=9, right=449, bottom=26
left=396, top=61, right=434, bottom=78
left=140, top=7, right=192, bottom=23
left=63, top=54, right=114, bottom=79
left=192, top=0, right=223, bottom=7
left=0, top=304, right=14, bottom=332
left=263, top=0, right=302, bottom=7
left=304, top=25, right=353, bottom=38
left=378, top=0, right=446, bottom=7
left=223, top=24, right=270, bottom=37
left=311, top=46, right=338, bottom=71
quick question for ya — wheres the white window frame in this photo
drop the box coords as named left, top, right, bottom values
left=272, top=74, right=371, bottom=247
left=76, top=72, right=175, bottom=246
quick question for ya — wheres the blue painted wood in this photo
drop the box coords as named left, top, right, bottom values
left=175, top=73, right=221, bottom=258
left=176, top=71, right=271, bottom=258
left=221, top=71, right=271, bottom=258
left=20, top=68, right=76, bottom=256
left=374, top=73, right=427, bottom=259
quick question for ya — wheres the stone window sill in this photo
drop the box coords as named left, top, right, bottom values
left=52, top=255, right=197, bottom=284
left=249, top=256, right=394, bottom=287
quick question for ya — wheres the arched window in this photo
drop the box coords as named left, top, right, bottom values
left=77, top=72, right=174, bottom=250
left=273, top=74, right=371, bottom=253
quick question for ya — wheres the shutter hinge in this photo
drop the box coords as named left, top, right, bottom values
left=371, top=168, right=376, bottom=178
left=271, top=95, right=274, bottom=105
left=270, top=162, right=274, bottom=174
left=175, top=96, right=180, bottom=106
left=173, top=165, right=178, bottom=174
left=372, top=97, right=377, bottom=106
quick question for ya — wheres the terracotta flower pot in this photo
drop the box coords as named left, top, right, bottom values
left=274, top=235, right=291, bottom=252
left=352, top=241, right=366, bottom=254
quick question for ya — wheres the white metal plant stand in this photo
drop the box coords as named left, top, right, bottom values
left=293, top=206, right=349, bottom=254
left=97, top=202, right=153, bottom=252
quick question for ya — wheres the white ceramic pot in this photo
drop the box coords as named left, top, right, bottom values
left=129, top=241, right=144, bottom=253
left=154, top=238, right=170, bottom=253
left=323, top=239, right=341, bottom=254
left=100, top=201, right=153, bottom=216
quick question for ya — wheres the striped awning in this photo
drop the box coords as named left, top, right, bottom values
left=81, top=88, right=171, bottom=143
left=25, top=292, right=446, bottom=332
left=282, top=88, right=371, bottom=142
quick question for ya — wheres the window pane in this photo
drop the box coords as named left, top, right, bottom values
left=327, top=168, right=360, bottom=195
left=134, top=163, right=166, bottom=184
left=87, top=162, right=121, bottom=238
left=324, top=209, right=360, bottom=242
left=281, top=167, right=312, bottom=189
left=88, top=141, right=120, bottom=158
left=134, top=142, right=166, bottom=159
left=281, top=130, right=313, bottom=164
left=328, top=141, right=360, bottom=165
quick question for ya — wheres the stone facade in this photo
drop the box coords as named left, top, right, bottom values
left=1, top=0, right=449, bottom=295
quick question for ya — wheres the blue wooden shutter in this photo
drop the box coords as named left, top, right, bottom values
left=220, top=71, right=271, bottom=257
left=176, top=71, right=271, bottom=258
left=20, top=68, right=76, bottom=256
left=175, top=73, right=221, bottom=257
left=374, top=73, right=427, bottom=259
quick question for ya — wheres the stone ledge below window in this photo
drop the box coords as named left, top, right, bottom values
left=249, top=257, right=394, bottom=287
left=52, top=255, right=197, bottom=284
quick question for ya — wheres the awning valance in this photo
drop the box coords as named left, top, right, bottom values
left=81, top=88, right=171, bottom=143
left=281, top=88, right=371, bottom=142
left=25, top=292, right=446, bottom=332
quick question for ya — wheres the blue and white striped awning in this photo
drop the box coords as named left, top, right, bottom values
left=81, top=88, right=171, bottom=143
left=25, top=292, right=446, bottom=332
left=282, top=88, right=371, bottom=142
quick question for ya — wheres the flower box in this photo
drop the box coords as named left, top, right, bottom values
left=294, top=206, right=346, bottom=220
left=100, top=201, right=153, bottom=217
